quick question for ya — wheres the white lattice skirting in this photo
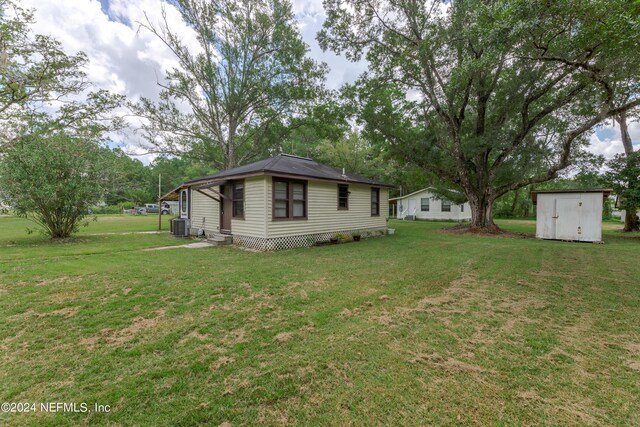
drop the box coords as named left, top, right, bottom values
left=233, top=227, right=388, bottom=251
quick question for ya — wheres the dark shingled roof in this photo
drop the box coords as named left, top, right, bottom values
left=183, top=154, right=393, bottom=187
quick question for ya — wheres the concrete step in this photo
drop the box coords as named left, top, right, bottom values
left=207, top=233, right=233, bottom=246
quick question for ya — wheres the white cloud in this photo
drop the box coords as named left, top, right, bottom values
left=588, top=121, right=640, bottom=159
left=25, top=0, right=636, bottom=166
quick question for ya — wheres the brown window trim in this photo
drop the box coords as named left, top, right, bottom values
left=232, top=180, right=245, bottom=219
left=371, top=187, right=380, bottom=216
left=272, top=178, right=308, bottom=221
left=337, top=184, right=349, bottom=210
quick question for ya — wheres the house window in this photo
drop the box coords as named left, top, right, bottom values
left=273, top=179, right=307, bottom=220
left=371, top=188, right=380, bottom=216
left=338, top=184, right=349, bottom=210
left=421, top=198, right=430, bottom=212
left=232, top=181, right=244, bottom=218
left=441, top=200, right=451, bottom=212
left=180, top=189, right=188, bottom=218
left=460, top=204, right=464, bottom=212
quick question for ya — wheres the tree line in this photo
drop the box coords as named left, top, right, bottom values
left=1, top=0, right=638, bottom=238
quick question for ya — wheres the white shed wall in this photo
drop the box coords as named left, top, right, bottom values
left=535, top=192, right=604, bottom=242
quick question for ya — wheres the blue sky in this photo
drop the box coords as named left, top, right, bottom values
left=20, top=0, right=639, bottom=163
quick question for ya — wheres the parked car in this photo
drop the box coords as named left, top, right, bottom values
left=133, top=204, right=171, bottom=215
left=144, top=204, right=160, bottom=213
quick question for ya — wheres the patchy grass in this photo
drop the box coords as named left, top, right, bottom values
left=1, top=215, right=639, bottom=425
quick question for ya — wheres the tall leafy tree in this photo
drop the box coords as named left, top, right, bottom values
left=0, top=1, right=123, bottom=151
left=102, top=148, right=153, bottom=206
left=132, top=0, right=326, bottom=170
left=320, top=0, right=640, bottom=231
left=605, top=152, right=640, bottom=232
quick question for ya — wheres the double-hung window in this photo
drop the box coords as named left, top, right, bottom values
left=371, top=188, right=380, bottom=216
left=232, top=181, right=244, bottom=218
left=441, top=200, right=451, bottom=212
left=273, top=179, right=307, bottom=220
left=421, top=198, right=430, bottom=212
left=338, top=185, right=349, bottom=210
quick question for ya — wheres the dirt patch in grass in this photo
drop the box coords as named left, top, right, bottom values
left=409, top=352, right=496, bottom=374
left=34, top=276, right=83, bottom=286
left=337, top=308, right=361, bottom=319
left=438, top=224, right=531, bottom=238
left=221, top=328, right=248, bottom=346
left=82, top=310, right=167, bottom=348
left=211, top=356, right=235, bottom=371
left=35, top=306, right=80, bottom=318
left=179, top=330, right=210, bottom=345
left=625, top=360, right=640, bottom=371
left=274, top=332, right=294, bottom=343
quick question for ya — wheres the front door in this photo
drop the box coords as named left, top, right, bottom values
left=408, top=199, right=416, bottom=216
left=220, top=184, right=232, bottom=233
left=554, top=198, right=580, bottom=240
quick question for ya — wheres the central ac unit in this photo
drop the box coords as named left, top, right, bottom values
left=171, top=218, right=190, bottom=237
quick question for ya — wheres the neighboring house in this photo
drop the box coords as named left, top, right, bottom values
left=389, top=188, right=471, bottom=221
left=161, top=154, right=392, bottom=250
left=531, top=188, right=612, bottom=242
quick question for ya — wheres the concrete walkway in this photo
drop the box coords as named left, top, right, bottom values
left=143, top=241, right=215, bottom=251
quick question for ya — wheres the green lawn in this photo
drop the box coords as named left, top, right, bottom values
left=1, top=215, right=639, bottom=425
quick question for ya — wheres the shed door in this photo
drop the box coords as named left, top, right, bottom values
left=555, top=198, right=581, bottom=240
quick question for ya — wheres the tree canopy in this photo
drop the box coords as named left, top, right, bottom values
left=320, top=0, right=640, bottom=231
left=132, top=0, right=327, bottom=170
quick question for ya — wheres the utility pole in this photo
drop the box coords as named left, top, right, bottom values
left=157, top=173, right=162, bottom=231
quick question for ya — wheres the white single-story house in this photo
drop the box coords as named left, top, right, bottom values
left=161, top=154, right=392, bottom=250
left=531, top=188, right=612, bottom=242
left=389, top=188, right=471, bottom=221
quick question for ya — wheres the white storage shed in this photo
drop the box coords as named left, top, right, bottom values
left=531, top=189, right=612, bottom=243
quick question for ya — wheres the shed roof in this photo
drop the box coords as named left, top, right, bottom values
left=530, top=188, right=612, bottom=204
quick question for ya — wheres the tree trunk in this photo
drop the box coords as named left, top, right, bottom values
left=624, top=209, right=639, bottom=232
left=616, top=113, right=638, bottom=232
left=468, top=192, right=500, bottom=232
left=510, top=188, right=520, bottom=216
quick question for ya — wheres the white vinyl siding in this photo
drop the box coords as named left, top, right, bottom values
left=395, top=189, right=471, bottom=221
left=266, top=178, right=388, bottom=238
left=231, top=177, right=267, bottom=238
left=190, top=188, right=220, bottom=233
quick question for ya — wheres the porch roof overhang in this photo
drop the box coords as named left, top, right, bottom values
left=159, top=179, right=228, bottom=202
left=160, top=185, right=183, bottom=202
